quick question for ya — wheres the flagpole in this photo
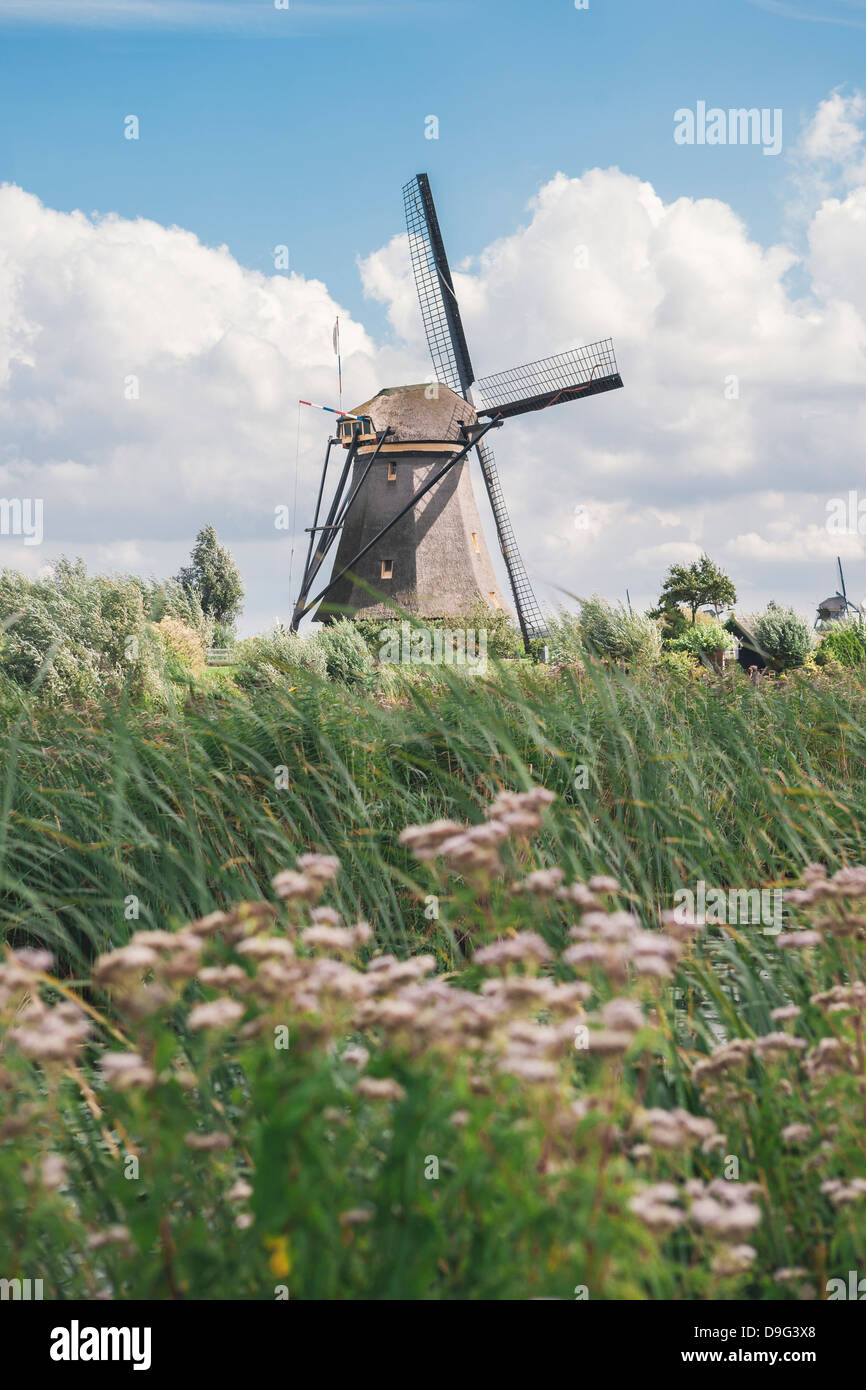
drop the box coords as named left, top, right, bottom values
left=334, top=316, right=343, bottom=417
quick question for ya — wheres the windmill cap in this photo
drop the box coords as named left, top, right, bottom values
left=349, top=382, right=477, bottom=443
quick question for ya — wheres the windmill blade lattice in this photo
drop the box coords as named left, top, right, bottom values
left=403, top=173, right=546, bottom=646
left=474, top=341, right=623, bottom=419
left=474, top=435, right=546, bottom=644
left=403, top=174, right=474, bottom=397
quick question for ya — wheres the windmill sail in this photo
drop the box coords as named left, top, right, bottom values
left=403, top=174, right=475, bottom=396
left=474, top=341, right=623, bottom=419
left=403, top=173, right=546, bottom=646
left=474, top=436, right=546, bottom=643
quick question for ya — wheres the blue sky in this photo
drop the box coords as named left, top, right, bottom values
left=2, top=0, right=866, bottom=632
left=1, top=0, right=862, bottom=326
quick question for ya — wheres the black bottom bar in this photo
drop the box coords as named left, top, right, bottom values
left=9, top=1293, right=858, bottom=1376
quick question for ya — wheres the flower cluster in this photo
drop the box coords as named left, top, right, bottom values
left=399, top=787, right=555, bottom=876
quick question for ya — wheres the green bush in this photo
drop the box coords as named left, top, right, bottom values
left=464, top=599, right=524, bottom=659
left=354, top=602, right=524, bottom=664
left=565, top=595, right=662, bottom=667
left=657, top=649, right=697, bottom=679
left=152, top=616, right=207, bottom=680
left=545, top=609, right=584, bottom=665
left=141, top=578, right=214, bottom=646
left=671, top=618, right=734, bottom=660
left=0, top=559, right=172, bottom=706
left=815, top=620, right=866, bottom=669
left=234, top=627, right=327, bottom=693
left=316, top=618, right=376, bottom=688
left=750, top=604, right=813, bottom=672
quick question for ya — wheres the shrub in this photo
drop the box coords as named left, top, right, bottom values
left=671, top=618, right=734, bottom=660
left=464, top=599, right=524, bottom=659
left=142, top=578, right=214, bottom=645
left=652, top=601, right=691, bottom=646
left=657, top=649, right=696, bottom=679
left=234, top=627, right=327, bottom=693
left=815, top=620, right=866, bottom=669
left=569, top=595, right=662, bottom=667
left=316, top=618, right=376, bottom=688
left=152, top=616, right=207, bottom=679
left=0, top=559, right=170, bottom=706
left=354, top=602, right=524, bottom=664
left=376, top=659, right=447, bottom=700
left=544, top=609, right=584, bottom=665
left=750, top=604, right=813, bottom=672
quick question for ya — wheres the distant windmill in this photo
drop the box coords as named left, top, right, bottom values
left=291, top=173, right=623, bottom=650
left=815, top=556, right=862, bottom=629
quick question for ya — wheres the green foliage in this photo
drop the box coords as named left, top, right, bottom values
left=316, top=619, right=376, bottom=688
left=234, top=627, right=327, bottom=693
left=656, top=554, right=737, bottom=624
left=152, top=616, right=207, bottom=680
left=671, top=618, right=735, bottom=659
left=352, top=602, right=524, bottom=662
left=3, top=805, right=866, bottom=1299
left=0, top=558, right=173, bottom=707
left=750, top=603, right=813, bottom=671
left=544, top=609, right=584, bottom=664
left=3, top=653, right=864, bottom=976
left=347, top=617, right=395, bottom=657
left=815, top=619, right=866, bottom=669
left=651, top=600, right=691, bottom=646
left=142, top=577, right=214, bottom=644
left=557, top=594, right=662, bottom=666
left=465, top=598, right=524, bottom=659
left=3, top=623, right=866, bottom=1300
left=176, top=525, right=244, bottom=627
left=657, top=649, right=697, bottom=679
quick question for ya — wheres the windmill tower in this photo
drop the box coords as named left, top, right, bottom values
left=319, top=383, right=509, bottom=621
left=291, top=173, right=624, bottom=650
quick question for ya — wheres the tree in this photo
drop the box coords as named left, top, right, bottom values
left=176, top=526, right=244, bottom=628
left=751, top=603, right=813, bottom=672
left=655, top=555, right=737, bottom=625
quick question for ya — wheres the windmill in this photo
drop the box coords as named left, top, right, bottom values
left=815, top=556, right=862, bottom=629
left=290, top=173, right=623, bottom=651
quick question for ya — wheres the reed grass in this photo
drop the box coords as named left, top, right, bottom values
left=1, top=660, right=864, bottom=972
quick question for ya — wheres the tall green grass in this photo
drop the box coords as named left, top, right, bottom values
left=2, top=660, right=866, bottom=1299
left=1, top=661, right=864, bottom=971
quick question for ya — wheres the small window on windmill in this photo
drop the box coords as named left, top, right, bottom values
left=387, top=459, right=397, bottom=482
left=471, top=531, right=480, bottom=553
left=381, top=559, right=394, bottom=580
